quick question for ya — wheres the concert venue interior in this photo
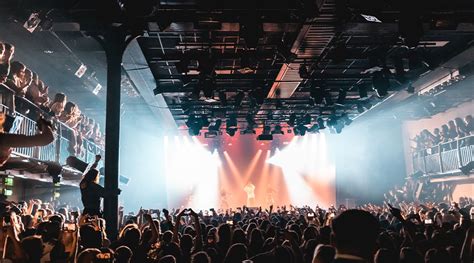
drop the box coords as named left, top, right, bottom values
left=0, top=0, right=473, bottom=262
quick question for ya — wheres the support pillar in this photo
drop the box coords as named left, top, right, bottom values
left=94, top=25, right=139, bottom=240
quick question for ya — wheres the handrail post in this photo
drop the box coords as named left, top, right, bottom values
left=456, top=138, right=463, bottom=167
left=55, top=123, right=61, bottom=163
left=438, top=144, right=443, bottom=173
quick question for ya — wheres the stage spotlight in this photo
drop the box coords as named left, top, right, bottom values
left=186, top=114, right=197, bottom=128
left=336, top=88, right=347, bottom=106
left=308, top=123, right=320, bottom=133
left=200, top=75, right=216, bottom=99
left=262, top=125, right=271, bottom=135
left=372, top=69, right=390, bottom=97
left=201, top=116, right=210, bottom=128
left=238, top=50, right=256, bottom=74
left=234, top=91, right=245, bottom=107
left=407, top=84, right=415, bottom=93
left=334, top=121, right=344, bottom=134
left=340, top=113, right=352, bottom=125
left=271, top=124, right=284, bottom=135
left=209, top=119, right=222, bottom=132
left=288, top=113, right=297, bottom=127
left=246, top=113, right=256, bottom=127
left=219, top=90, right=227, bottom=106
left=258, top=125, right=273, bottom=140
left=298, top=63, right=309, bottom=79
left=191, top=85, right=201, bottom=100
left=364, top=101, right=373, bottom=110
left=242, top=114, right=257, bottom=134
left=175, top=55, right=190, bottom=74
left=225, top=114, right=238, bottom=136
left=301, top=113, right=312, bottom=125
left=276, top=41, right=297, bottom=63
left=197, top=53, right=216, bottom=75
left=310, top=86, right=324, bottom=104
left=294, top=124, right=308, bottom=136
left=226, top=113, right=238, bottom=127
left=226, top=128, right=237, bottom=136
left=358, top=84, right=368, bottom=98
left=257, top=134, right=273, bottom=140
left=316, top=117, right=326, bottom=129
left=393, top=55, right=407, bottom=84
left=357, top=103, right=365, bottom=113
left=186, top=114, right=204, bottom=136
left=249, top=87, right=265, bottom=105
left=323, top=89, right=333, bottom=106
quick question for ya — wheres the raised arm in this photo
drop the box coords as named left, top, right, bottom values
left=190, top=209, right=203, bottom=252
left=173, top=209, right=186, bottom=244
left=0, top=118, right=54, bottom=148
left=144, top=214, right=160, bottom=244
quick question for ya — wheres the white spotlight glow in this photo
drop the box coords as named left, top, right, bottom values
left=267, top=133, right=335, bottom=207
left=163, top=136, right=220, bottom=209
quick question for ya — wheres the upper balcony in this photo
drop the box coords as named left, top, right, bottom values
left=1, top=85, right=104, bottom=186
left=411, top=135, right=474, bottom=181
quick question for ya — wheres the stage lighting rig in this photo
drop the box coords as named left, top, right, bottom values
left=219, top=91, right=227, bottom=106
left=208, top=119, right=222, bottom=132
left=299, top=63, right=309, bottom=79
left=358, top=84, right=368, bottom=98
left=301, top=113, right=312, bottom=125
left=242, top=114, right=257, bottom=134
left=323, top=89, right=334, bottom=106
left=276, top=41, right=297, bottom=63
left=186, top=114, right=205, bottom=136
left=271, top=124, right=284, bottom=135
left=336, top=88, right=347, bottom=106
left=372, top=68, right=390, bottom=97
left=308, top=123, right=320, bottom=133
left=226, top=114, right=238, bottom=136
left=257, top=125, right=273, bottom=140
left=340, top=113, right=352, bottom=126
left=294, top=124, right=308, bottom=136
left=316, top=117, right=326, bottom=130
left=175, top=55, right=190, bottom=74
left=287, top=113, right=297, bottom=127
left=234, top=91, right=245, bottom=107
left=310, top=86, right=324, bottom=104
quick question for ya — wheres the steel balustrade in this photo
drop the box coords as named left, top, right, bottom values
left=411, top=135, right=474, bottom=175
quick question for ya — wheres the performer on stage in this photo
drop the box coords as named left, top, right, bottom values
left=243, top=181, right=256, bottom=207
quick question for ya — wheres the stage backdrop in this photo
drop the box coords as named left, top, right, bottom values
left=161, top=130, right=336, bottom=210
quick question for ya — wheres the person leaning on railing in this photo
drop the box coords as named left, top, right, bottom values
left=0, top=112, right=55, bottom=167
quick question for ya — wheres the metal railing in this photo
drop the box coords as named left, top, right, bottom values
left=1, top=100, right=105, bottom=165
left=412, top=135, right=474, bottom=175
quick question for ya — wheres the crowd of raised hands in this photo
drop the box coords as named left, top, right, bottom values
left=0, top=195, right=472, bottom=263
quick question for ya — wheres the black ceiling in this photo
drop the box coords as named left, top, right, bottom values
left=1, top=0, right=473, bottom=133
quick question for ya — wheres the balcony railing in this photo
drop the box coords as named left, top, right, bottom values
left=412, top=135, right=474, bottom=175
left=1, top=99, right=104, bottom=166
